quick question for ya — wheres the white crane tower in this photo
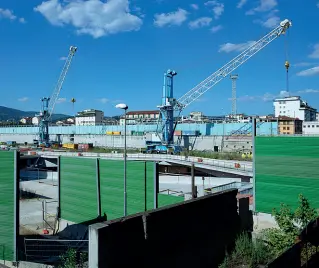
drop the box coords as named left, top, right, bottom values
left=230, top=74, right=238, bottom=117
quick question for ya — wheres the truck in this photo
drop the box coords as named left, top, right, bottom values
left=145, top=141, right=182, bottom=155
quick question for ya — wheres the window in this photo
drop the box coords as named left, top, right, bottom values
left=313, top=125, right=315, bottom=128
left=287, top=127, right=290, bottom=130
left=316, top=125, right=319, bottom=128
left=308, top=125, right=310, bottom=128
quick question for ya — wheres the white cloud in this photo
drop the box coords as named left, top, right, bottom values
left=211, top=24, right=223, bottom=33
left=56, top=97, right=67, bottom=104
left=189, top=17, right=212, bottom=29
left=190, top=4, right=199, bottom=10
left=297, top=89, right=319, bottom=94
left=260, top=14, right=280, bottom=28
left=246, top=0, right=277, bottom=15
left=237, top=0, right=248, bottom=8
left=18, top=97, right=29, bottom=102
left=34, top=0, right=143, bottom=38
left=296, top=66, right=319, bottom=77
left=254, top=9, right=280, bottom=28
left=59, top=56, right=67, bottom=61
left=154, top=8, right=188, bottom=27
left=293, top=62, right=318, bottom=67
left=98, top=98, right=109, bottom=104
left=237, top=89, right=319, bottom=102
left=0, top=8, right=25, bottom=23
left=205, top=1, right=224, bottom=19
left=218, top=41, right=256, bottom=53
left=309, top=43, right=319, bottom=59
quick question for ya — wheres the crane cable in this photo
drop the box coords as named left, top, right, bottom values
left=284, top=29, right=290, bottom=96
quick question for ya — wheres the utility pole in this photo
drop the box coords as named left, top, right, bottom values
left=230, top=74, right=239, bottom=117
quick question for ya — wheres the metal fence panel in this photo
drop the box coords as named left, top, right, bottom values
left=60, top=157, right=97, bottom=223
left=255, top=136, right=319, bottom=213
left=0, top=151, right=15, bottom=261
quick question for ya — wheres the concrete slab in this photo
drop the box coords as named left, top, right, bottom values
left=20, top=180, right=58, bottom=234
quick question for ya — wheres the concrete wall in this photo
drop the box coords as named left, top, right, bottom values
left=89, top=189, right=241, bottom=268
left=0, top=134, right=252, bottom=152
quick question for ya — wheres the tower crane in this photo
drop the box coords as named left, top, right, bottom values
left=37, top=46, right=77, bottom=147
left=147, top=19, right=292, bottom=154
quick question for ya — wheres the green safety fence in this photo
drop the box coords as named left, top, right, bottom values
left=60, top=157, right=184, bottom=223
left=255, top=136, right=319, bottom=214
left=100, top=160, right=155, bottom=220
left=0, top=151, right=16, bottom=261
left=60, top=157, right=97, bottom=223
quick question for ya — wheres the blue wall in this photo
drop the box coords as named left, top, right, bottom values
left=0, top=122, right=277, bottom=136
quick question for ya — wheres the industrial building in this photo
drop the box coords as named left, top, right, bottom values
left=303, top=121, right=319, bottom=135
left=120, top=110, right=160, bottom=125
left=273, top=96, right=317, bottom=121
left=75, top=109, right=104, bottom=126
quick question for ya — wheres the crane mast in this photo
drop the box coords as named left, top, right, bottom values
left=153, top=19, right=291, bottom=154
left=38, top=46, right=77, bottom=146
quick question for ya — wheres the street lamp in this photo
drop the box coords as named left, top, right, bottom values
left=115, top=103, right=128, bottom=216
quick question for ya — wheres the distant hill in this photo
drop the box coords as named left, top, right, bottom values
left=0, top=106, right=70, bottom=122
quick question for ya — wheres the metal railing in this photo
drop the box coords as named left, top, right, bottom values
left=38, top=151, right=253, bottom=173
left=24, top=238, right=88, bottom=263
left=204, top=182, right=252, bottom=194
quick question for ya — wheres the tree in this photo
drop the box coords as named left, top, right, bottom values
left=262, top=194, right=318, bottom=257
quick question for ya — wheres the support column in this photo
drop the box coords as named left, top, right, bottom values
left=252, top=118, right=256, bottom=212
left=191, top=163, right=197, bottom=199
left=96, top=158, right=101, bottom=217
left=154, top=162, right=159, bottom=209
left=14, top=151, right=20, bottom=262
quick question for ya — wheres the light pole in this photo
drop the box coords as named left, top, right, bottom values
left=115, top=103, right=128, bottom=216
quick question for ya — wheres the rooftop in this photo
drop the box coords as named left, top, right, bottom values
left=126, top=110, right=160, bottom=115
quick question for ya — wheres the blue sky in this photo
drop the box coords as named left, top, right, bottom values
left=1, top=0, right=319, bottom=117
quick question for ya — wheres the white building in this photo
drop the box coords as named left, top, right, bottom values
left=303, top=121, right=319, bottom=135
left=120, top=110, right=160, bottom=125
left=32, top=117, right=40, bottom=125
left=273, top=96, right=317, bottom=121
left=75, top=109, right=104, bottom=126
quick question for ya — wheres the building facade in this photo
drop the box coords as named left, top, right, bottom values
left=303, top=121, right=319, bottom=135
left=274, top=96, right=317, bottom=121
left=120, top=110, right=160, bottom=125
left=75, top=109, right=104, bottom=126
left=20, top=117, right=32, bottom=125
left=278, top=116, right=302, bottom=135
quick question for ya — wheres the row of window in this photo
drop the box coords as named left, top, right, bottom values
left=303, top=125, right=319, bottom=128
left=278, top=101, right=286, bottom=104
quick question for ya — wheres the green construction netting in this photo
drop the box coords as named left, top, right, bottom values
left=60, top=157, right=97, bottom=223
left=255, top=136, right=319, bottom=214
left=100, top=160, right=155, bottom=220
left=0, top=151, right=15, bottom=260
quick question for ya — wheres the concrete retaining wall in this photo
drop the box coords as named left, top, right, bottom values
left=89, top=189, right=241, bottom=268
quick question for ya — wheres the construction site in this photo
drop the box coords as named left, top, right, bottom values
left=1, top=16, right=319, bottom=268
